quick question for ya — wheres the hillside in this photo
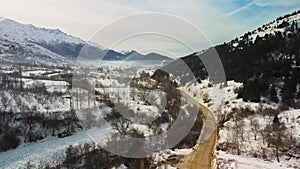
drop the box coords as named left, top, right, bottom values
left=153, top=10, right=300, bottom=108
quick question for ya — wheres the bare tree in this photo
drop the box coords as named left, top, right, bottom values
left=250, top=116, right=260, bottom=141
left=137, top=87, right=150, bottom=105
left=130, top=87, right=137, bottom=101
left=49, top=111, right=60, bottom=136
left=0, top=92, right=12, bottom=122
left=111, top=118, right=131, bottom=135
left=84, top=109, right=96, bottom=129
left=18, top=65, right=23, bottom=91
left=266, top=122, right=296, bottom=162
left=231, top=113, right=245, bottom=155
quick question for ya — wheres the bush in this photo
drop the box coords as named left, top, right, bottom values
left=0, top=132, right=20, bottom=152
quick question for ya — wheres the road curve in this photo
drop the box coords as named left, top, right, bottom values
left=174, top=89, right=217, bottom=169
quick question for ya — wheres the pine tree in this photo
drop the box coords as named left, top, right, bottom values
left=269, top=86, right=279, bottom=103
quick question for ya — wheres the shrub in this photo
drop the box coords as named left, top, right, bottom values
left=0, top=132, right=20, bottom=152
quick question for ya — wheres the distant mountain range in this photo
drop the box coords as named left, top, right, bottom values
left=0, top=17, right=172, bottom=65
left=153, top=10, right=300, bottom=107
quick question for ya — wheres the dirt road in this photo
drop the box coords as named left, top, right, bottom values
left=175, top=90, right=217, bottom=169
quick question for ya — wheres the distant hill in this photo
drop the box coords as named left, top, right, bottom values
left=124, top=51, right=173, bottom=61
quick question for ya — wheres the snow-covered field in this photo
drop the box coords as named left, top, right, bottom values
left=0, top=132, right=91, bottom=169
left=217, top=151, right=298, bottom=169
left=0, top=62, right=299, bottom=169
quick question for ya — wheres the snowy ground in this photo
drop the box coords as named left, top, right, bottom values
left=181, top=79, right=300, bottom=168
left=0, top=63, right=166, bottom=168
left=1, top=62, right=299, bottom=169
left=0, top=131, right=92, bottom=169
left=217, top=151, right=299, bottom=169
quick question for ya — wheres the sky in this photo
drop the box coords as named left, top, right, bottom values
left=0, top=0, right=299, bottom=57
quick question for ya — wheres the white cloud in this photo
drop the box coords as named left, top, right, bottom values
left=253, top=0, right=300, bottom=7
left=227, top=1, right=257, bottom=16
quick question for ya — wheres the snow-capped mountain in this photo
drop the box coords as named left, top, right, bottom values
left=0, top=17, right=172, bottom=65
left=0, top=18, right=87, bottom=65
left=0, top=17, right=104, bottom=65
left=0, top=18, right=85, bottom=45
left=0, top=37, right=71, bottom=65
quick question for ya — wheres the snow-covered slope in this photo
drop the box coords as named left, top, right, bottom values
left=0, top=18, right=85, bottom=45
left=0, top=37, right=71, bottom=65
left=0, top=17, right=108, bottom=65
left=0, top=18, right=89, bottom=65
left=0, top=17, right=172, bottom=65
left=230, top=11, right=300, bottom=47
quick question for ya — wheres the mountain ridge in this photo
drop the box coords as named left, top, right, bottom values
left=0, top=17, right=173, bottom=65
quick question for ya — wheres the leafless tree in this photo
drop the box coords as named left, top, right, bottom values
left=266, top=122, right=296, bottom=162
left=0, top=92, right=12, bottom=122
left=112, top=118, right=131, bottom=135
left=137, top=87, right=150, bottom=105
left=250, top=116, right=260, bottom=141
left=231, top=113, right=245, bottom=155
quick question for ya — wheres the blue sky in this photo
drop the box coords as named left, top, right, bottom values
left=219, top=0, right=299, bottom=25
left=0, top=0, right=299, bottom=57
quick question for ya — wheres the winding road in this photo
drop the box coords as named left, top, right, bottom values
left=170, top=90, right=217, bottom=169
